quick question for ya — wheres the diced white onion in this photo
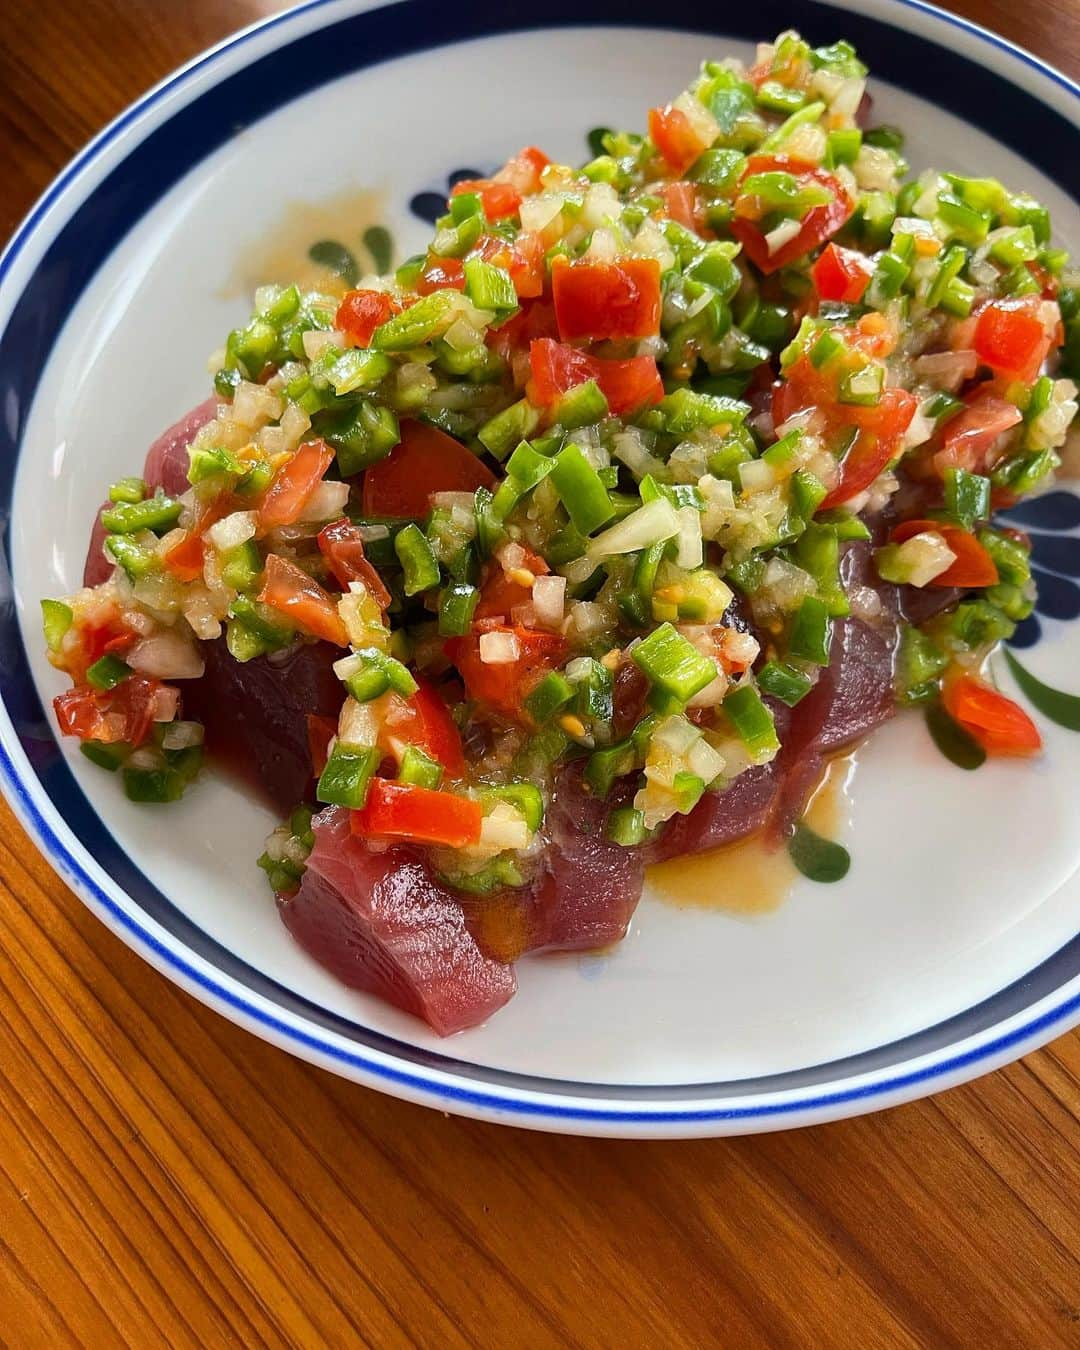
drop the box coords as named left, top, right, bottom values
left=531, top=574, right=566, bottom=629
left=207, top=510, right=258, bottom=552
left=764, top=219, right=802, bottom=257
left=431, top=492, right=477, bottom=513
left=653, top=714, right=701, bottom=756
left=149, top=686, right=180, bottom=723
left=160, top=720, right=205, bottom=751
left=302, top=329, right=340, bottom=361
left=564, top=600, right=609, bottom=639
left=357, top=523, right=390, bottom=544
left=477, top=802, right=531, bottom=851
left=675, top=505, right=703, bottom=570
left=894, top=532, right=957, bottom=587
left=587, top=498, right=680, bottom=558
left=739, top=458, right=777, bottom=493
left=232, top=380, right=283, bottom=428
left=762, top=557, right=816, bottom=613
left=338, top=695, right=383, bottom=745
left=127, top=632, right=205, bottom=680
left=688, top=737, right=726, bottom=782
left=914, top=350, right=977, bottom=392
left=479, top=631, right=521, bottom=665
left=298, top=480, right=351, bottom=523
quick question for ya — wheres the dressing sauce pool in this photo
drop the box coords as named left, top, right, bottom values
left=647, top=753, right=857, bottom=915
left=224, top=187, right=391, bottom=300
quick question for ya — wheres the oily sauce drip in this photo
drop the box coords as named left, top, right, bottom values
left=224, top=187, right=390, bottom=300
left=647, top=753, right=856, bottom=914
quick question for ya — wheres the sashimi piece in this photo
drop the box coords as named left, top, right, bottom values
left=527, top=763, right=646, bottom=951
left=648, top=762, right=783, bottom=863
left=184, top=636, right=344, bottom=814
left=143, top=396, right=219, bottom=496
left=83, top=397, right=218, bottom=586
left=771, top=616, right=896, bottom=835
left=279, top=807, right=515, bottom=1035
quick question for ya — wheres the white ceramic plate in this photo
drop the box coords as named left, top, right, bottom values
left=1, top=0, right=1078, bottom=1136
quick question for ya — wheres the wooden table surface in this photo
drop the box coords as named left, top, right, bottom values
left=1, top=2, right=1078, bottom=1344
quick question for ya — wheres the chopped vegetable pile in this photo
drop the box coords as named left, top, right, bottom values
left=45, top=31, right=1078, bottom=1033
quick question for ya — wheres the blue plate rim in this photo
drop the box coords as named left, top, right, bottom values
left=1, top=0, right=1078, bottom=1130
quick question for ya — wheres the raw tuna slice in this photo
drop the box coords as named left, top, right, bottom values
left=458, top=763, right=647, bottom=962
left=83, top=397, right=218, bottom=586
left=771, top=616, right=897, bottom=834
left=528, top=762, right=647, bottom=951
left=648, top=761, right=783, bottom=863
left=279, top=807, right=515, bottom=1035
left=184, top=636, right=344, bottom=814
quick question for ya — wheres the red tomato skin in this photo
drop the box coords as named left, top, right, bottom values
left=402, top=681, right=467, bottom=777
left=335, top=290, right=399, bottom=347
left=974, top=298, right=1052, bottom=383
left=890, top=519, right=999, bottom=588
left=810, top=243, right=874, bottom=303
left=53, top=675, right=160, bottom=747
left=551, top=257, right=662, bottom=342
left=444, top=626, right=566, bottom=721
left=933, top=391, right=1023, bottom=476
left=258, top=554, right=349, bottom=647
left=416, top=255, right=466, bottom=295
left=161, top=530, right=206, bottom=583
left=527, top=338, right=663, bottom=416
left=943, top=675, right=1042, bottom=756
left=733, top=155, right=853, bottom=275
left=648, top=105, right=709, bottom=176
left=317, top=519, right=392, bottom=608
left=361, top=421, right=496, bottom=518
left=659, top=182, right=707, bottom=234
left=351, top=779, right=483, bottom=848
left=772, top=369, right=917, bottom=511
left=474, top=547, right=550, bottom=622
left=495, top=146, right=550, bottom=195
left=450, top=178, right=522, bottom=221
left=258, top=439, right=335, bottom=531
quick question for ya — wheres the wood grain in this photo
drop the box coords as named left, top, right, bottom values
left=0, top=2, right=1077, bottom=1344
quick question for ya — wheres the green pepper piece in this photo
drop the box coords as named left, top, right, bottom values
left=316, top=742, right=381, bottom=808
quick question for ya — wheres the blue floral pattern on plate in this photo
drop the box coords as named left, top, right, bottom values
left=996, top=492, right=1080, bottom=648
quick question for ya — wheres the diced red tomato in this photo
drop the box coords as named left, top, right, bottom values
left=450, top=178, right=522, bottom=221
left=659, top=181, right=707, bottom=235
left=551, top=257, right=662, bottom=342
left=474, top=547, right=550, bottom=622
left=732, top=155, right=853, bottom=275
left=416, top=255, right=466, bottom=295
left=494, top=146, right=550, bottom=196
left=317, top=518, right=391, bottom=608
left=306, top=713, right=337, bottom=778
left=335, top=289, right=400, bottom=347
left=351, top=778, right=483, bottom=848
left=361, top=420, right=496, bottom=518
left=527, top=338, right=663, bottom=416
left=810, top=243, right=874, bottom=303
left=973, top=297, right=1054, bottom=383
left=258, top=554, right=348, bottom=646
left=444, top=625, right=566, bottom=721
left=161, top=529, right=206, bottom=583
left=258, top=439, right=335, bottom=531
left=891, top=519, right=999, bottom=588
left=380, top=679, right=466, bottom=777
left=53, top=674, right=161, bottom=747
left=648, top=104, right=711, bottom=176
left=819, top=388, right=918, bottom=509
left=932, top=389, right=1022, bottom=476
left=506, top=231, right=546, bottom=299
left=942, top=674, right=1041, bottom=756
left=774, top=359, right=918, bottom=510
